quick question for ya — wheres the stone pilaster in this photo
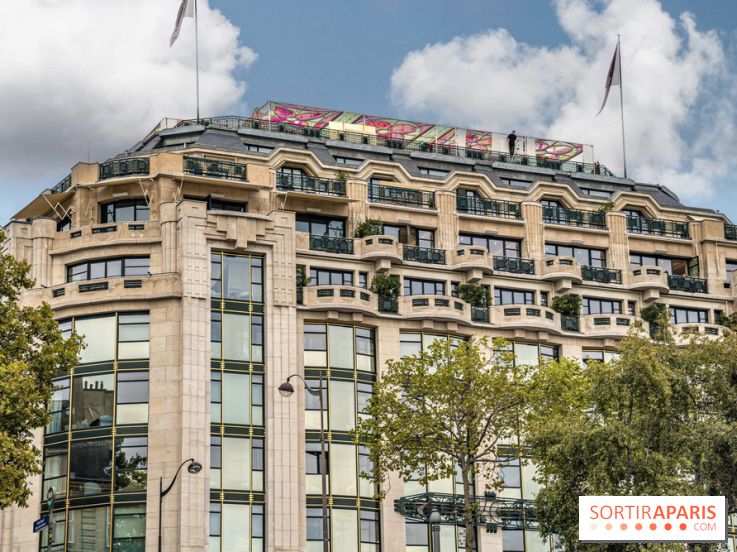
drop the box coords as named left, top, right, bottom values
left=347, top=179, right=369, bottom=235
left=521, top=202, right=543, bottom=261
left=605, top=211, right=629, bottom=272
left=436, top=191, right=459, bottom=251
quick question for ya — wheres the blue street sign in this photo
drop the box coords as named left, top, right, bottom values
left=33, top=515, right=49, bottom=533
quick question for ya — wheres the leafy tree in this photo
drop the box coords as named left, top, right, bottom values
left=525, top=325, right=737, bottom=552
left=369, top=273, right=400, bottom=299
left=456, top=283, right=490, bottom=307
left=356, top=337, right=530, bottom=551
left=0, top=230, right=82, bottom=508
left=551, top=293, right=581, bottom=317
left=353, top=218, right=384, bottom=238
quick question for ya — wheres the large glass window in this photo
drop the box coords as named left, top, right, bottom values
left=310, top=268, right=354, bottom=286
left=545, top=244, right=605, bottom=267
left=211, top=312, right=264, bottom=363
left=582, top=297, right=622, bottom=315
left=494, top=288, right=534, bottom=306
left=296, top=214, right=346, bottom=237
left=67, top=257, right=150, bottom=282
left=669, top=307, right=708, bottom=324
left=630, top=253, right=689, bottom=275
left=100, top=199, right=149, bottom=223
left=211, top=253, right=263, bottom=302
left=209, top=502, right=264, bottom=552
left=460, top=234, right=521, bottom=258
left=404, top=278, right=445, bottom=296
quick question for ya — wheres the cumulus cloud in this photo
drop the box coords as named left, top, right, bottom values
left=0, top=0, right=256, bottom=186
left=390, top=0, right=734, bottom=201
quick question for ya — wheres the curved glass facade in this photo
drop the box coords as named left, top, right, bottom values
left=209, top=252, right=265, bottom=552
left=303, top=323, right=381, bottom=552
left=41, top=312, right=149, bottom=551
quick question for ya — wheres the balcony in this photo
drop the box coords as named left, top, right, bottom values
left=581, top=265, right=622, bottom=284
left=560, top=315, right=580, bottom=332
left=309, top=234, right=354, bottom=255
left=276, top=173, right=346, bottom=197
left=725, top=224, right=737, bottom=241
left=452, top=246, right=492, bottom=278
left=542, top=206, right=606, bottom=229
left=99, top=157, right=149, bottom=180
left=456, top=196, right=522, bottom=219
left=184, top=156, right=247, bottom=181
left=470, top=306, right=490, bottom=323
left=301, top=285, right=376, bottom=315
left=673, top=323, right=723, bottom=344
left=626, top=216, right=689, bottom=239
left=581, top=314, right=636, bottom=338
left=50, top=174, right=72, bottom=194
left=628, top=266, right=669, bottom=300
left=541, top=257, right=581, bottom=292
left=399, top=295, right=468, bottom=323
left=668, top=274, right=708, bottom=294
left=357, top=235, right=403, bottom=265
left=378, top=297, right=399, bottom=314
left=403, top=245, right=446, bottom=265
left=492, top=256, right=535, bottom=275
left=369, top=183, right=435, bottom=209
left=491, top=305, right=559, bottom=333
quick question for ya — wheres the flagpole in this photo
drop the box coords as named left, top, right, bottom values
left=194, top=0, right=201, bottom=121
left=618, top=35, right=627, bottom=179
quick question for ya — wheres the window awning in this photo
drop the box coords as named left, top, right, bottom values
left=13, top=188, right=75, bottom=220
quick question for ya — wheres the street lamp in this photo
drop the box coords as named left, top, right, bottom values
left=279, top=373, right=329, bottom=552
left=422, top=503, right=442, bottom=552
left=159, top=458, right=202, bottom=552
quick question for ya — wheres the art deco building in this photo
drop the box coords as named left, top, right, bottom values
left=2, top=101, right=737, bottom=552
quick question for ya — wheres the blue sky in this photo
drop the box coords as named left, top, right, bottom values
left=2, top=0, right=736, bottom=222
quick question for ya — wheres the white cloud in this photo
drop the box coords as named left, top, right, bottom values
left=390, top=0, right=733, bottom=202
left=0, top=0, right=256, bottom=185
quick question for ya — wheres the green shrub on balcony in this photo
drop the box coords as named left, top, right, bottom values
left=456, top=283, right=490, bottom=308
left=370, top=273, right=400, bottom=299
left=640, top=303, right=669, bottom=340
left=354, top=219, right=384, bottom=238
left=551, top=294, right=581, bottom=317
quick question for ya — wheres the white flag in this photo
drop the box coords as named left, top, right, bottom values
left=595, top=42, right=622, bottom=116
left=170, top=0, right=195, bottom=47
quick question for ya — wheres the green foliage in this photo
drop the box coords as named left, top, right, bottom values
left=353, top=219, right=384, bottom=238
left=551, top=294, right=581, bottom=317
left=716, top=311, right=737, bottom=331
left=296, top=265, right=311, bottom=289
left=597, top=201, right=615, bottom=213
left=336, top=171, right=348, bottom=182
left=640, top=303, right=669, bottom=340
left=356, top=337, right=532, bottom=551
left=456, top=283, right=490, bottom=307
left=370, top=273, right=400, bottom=299
left=0, top=231, right=82, bottom=508
left=525, top=330, right=737, bottom=551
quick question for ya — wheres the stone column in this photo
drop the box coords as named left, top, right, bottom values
left=160, top=202, right=178, bottom=275
left=436, top=191, right=459, bottom=251
left=605, top=211, right=629, bottom=272
left=347, top=179, right=369, bottom=236
left=521, top=202, right=543, bottom=261
left=30, top=218, right=55, bottom=288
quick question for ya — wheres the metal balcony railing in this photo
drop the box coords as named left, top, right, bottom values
left=176, top=116, right=615, bottom=176
left=626, top=216, right=689, bottom=239
left=184, top=156, right=247, bottom=180
left=456, top=195, right=522, bottom=219
left=378, top=297, right=399, bottom=313
left=309, top=235, right=354, bottom=255
left=492, top=256, right=535, bottom=275
left=471, top=306, right=490, bottom=322
left=724, top=224, right=737, bottom=241
left=369, top=183, right=435, bottom=209
left=581, top=265, right=622, bottom=284
left=403, top=245, right=446, bottom=265
left=561, top=315, right=580, bottom=332
left=276, top=173, right=346, bottom=197
left=542, top=206, right=606, bottom=229
left=668, top=274, right=708, bottom=294
left=50, top=174, right=72, bottom=194
left=99, top=158, right=149, bottom=180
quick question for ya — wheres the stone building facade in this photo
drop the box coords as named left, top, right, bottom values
left=2, top=111, right=737, bottom=551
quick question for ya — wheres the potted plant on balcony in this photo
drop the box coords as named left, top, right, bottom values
left=597, top=201, right=614, bottom=213
left=551, top=294, right=581, bottom=332
left=640, top=303, right=669, bottom=339
left=456, top=283, right=490, bottom=322
left=354, top=219, right=384, bottom=238
left=296, top=265, right=311, bottom=305
left=370, top=273, right=400, bottom=313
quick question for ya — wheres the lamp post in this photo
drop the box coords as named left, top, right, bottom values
left=279, top=373, right=329, bottom=552
left=159, top=458, right=202, bottom=552
left=428, top=509, right=442, bottom=552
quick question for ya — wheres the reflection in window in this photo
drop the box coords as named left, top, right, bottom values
left=67, top=256, right=150, bottom=282
left=211, top=252, right=264, bottom=302
left=210, top=436, right=264, bottom=492
left=114, top=437, right=148, bottom=491
left=71, top=373, right=114, bottom=429
left=211, top=312, right=263, bottom=363
left=460, top=234, right=521, bottom=258
left=209, top=502, right=265, bottom=552
left=494, top=288, right=534, bottom=306
left=100, top=199, right=149, bottom=223
left=69, top=438, right=113, bottom=497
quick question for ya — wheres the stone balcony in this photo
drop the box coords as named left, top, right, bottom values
left=52, top=221, right=161, bottom=255
left=300, top=285, right=377, bottom=315
left=628, top=266, right=669, bottom=301
left=451, top=246, right=492, bottom=282
left=356, top=235, right=403, bottom=271
left=490, top=305, right=559, bottom=333
left=672, top=323, right=725, bottom=344
left=541, top=257, right=582, bottom=292
left=399, top=295, right=469, bottom=323
left=581, top=314, right=637, bottom=338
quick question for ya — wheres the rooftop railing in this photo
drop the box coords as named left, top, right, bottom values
left=581, top=265, right=622, bottom=284
left=403, top=245, right=446, bottom=265
left=369, top=183, right=435, bottom=209
left=542, top=205, right=606, bottom=229
left=456, top=195, right=522, bottom=219
left=99, top=157, right=149, bottom=180
left=276, top=173, right=346, bottom=197
left=493, top=256, right=535, bottom=275
left=724, top=224, right=737, bottom=241
left=668, top=274, right=708, bottom=294
left=174, top=116, right=615, bottom=177
left=309, top=234, right=354, bottom=255
left=50, top=174, right=72, bottom=194
left=184, top=156, right=247, bottom=181
left=626, top=216, right=689, bottom=239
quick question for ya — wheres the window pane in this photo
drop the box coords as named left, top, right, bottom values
left=72, top=373, right=114, bottom=429
left=222, top=503, right=250, bottom=552
left=224, top=256, right=250, bottom=301
left=222, top=313, right=250, bottom=361
left=331, top=444, right=357, bottom=496
left=330, top=380, right=356, bottom=431
left=332, top=509, right=358, bottom=552
left=222, top=437, right=250, bottom=490
left=69, top=439, right=112, bottom=496
left=75, top=315, right=116, bottom=363
left=329, top=326, right=354, bottom=369
left=67, top=506, right=110, bottom=551
left=223, top=372, right=250, bottom=425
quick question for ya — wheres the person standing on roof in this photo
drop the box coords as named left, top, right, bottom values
left=507, top=130, right=517, bottom=157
